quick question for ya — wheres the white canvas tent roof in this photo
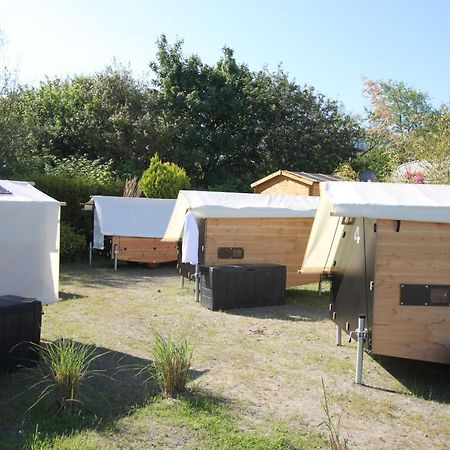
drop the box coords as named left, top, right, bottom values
left=88, top=196, right=176, bottom=249
left=0, top=180, right=60, bottom=304
left=162, top=190, right=319, bottom=242
left=301, top=181, right=450, bottom=275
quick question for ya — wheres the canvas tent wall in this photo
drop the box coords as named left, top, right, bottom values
left=0, top=180, right=60, bottom=304
left=162, top=190, right=320, bottom=287
left=87, top=196, right=177, bottom=264
left=301, top=181, right=450, bottom=364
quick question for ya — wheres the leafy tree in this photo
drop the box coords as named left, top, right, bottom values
left=364, top=79, right=433, bottom=134
left=362, top=79, right=449, bottom=183
left=403, top=107, right=450, bottom=183
left=151, top=35, right=361, bottom=190
left=252, top=70, right=361, bottom=176
left=139, top=154, right=190, bottom=198
left=12, top=65, right=158, bottom=178
left=0, top=31, right=30, bottom=176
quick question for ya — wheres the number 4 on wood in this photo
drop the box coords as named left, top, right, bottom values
left=354, top=226, right=361, bottom=244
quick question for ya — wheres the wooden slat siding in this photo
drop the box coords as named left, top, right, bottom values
left=112, top=236, right=177, bottom=263
left=373, top=219, right=450, bottom=364
left=203, top=217, right=319, bottom=287
left=255, top=176, right=311, bottom=196
left=311, top=183, right=321, bottom=196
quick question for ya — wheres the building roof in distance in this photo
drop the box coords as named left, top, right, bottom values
left=250, top=170, right=341, bottom=188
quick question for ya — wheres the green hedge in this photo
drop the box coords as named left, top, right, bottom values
left=32, top=175, right=124, bottom=254
left=60, top=222, right=86, bottom=262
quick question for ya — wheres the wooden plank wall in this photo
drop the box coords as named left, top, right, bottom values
left=310, top=183, right=321, bottom=196
left=255, top=176, right=311, bottom=196
left=112, top=236, right=177, bottom=264
left=373, top=219, right=450, bottom=364
left=203, top=217, right=319, bottom=287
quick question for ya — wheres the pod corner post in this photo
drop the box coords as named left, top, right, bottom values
left=354, top=315, right=368, bottom=385
left=195, top=264, right=200, bottom=302
left=88, top=242, right=93, bottom=267
left=113, top=244, right=118, bottom=271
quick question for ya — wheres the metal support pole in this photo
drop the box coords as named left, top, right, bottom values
left=318, top=274, right=323, bottom=297
left=113, top=244, right=118, bottom=272
left=180, top=275, right=185, bottom=288
left=355, top=315, right=366, bottom=385
left=195, top=264, right=200, bottom=302
left=88, top=242, right=93, bottom=267
left=336, top=324, right=342, bottom=346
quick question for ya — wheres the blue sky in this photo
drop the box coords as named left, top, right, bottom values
left=1, top=0, right=449, bottom=115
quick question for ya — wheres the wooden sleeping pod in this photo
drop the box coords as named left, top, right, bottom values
left=88, top=196, right=177, bottom=267
left=164, top=190, right=320, bottom=289
left=111, top=236, right=177, bottom=264
left=372, top=219, right=450, bottom=364
left=302, top=181, right=450, bottom=365
left=202, top=217, right=319, bottom=288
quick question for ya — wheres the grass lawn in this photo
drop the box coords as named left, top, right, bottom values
left=1, top=261, right=449, bottom=449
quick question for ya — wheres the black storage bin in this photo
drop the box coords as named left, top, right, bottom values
left=0, top=295, right=42, bottom=369
left=200, top=264, right=286, bottom=310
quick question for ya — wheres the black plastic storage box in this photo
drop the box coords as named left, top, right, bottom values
left=0, top=295, right=42, bottom=369
left=200, top=264, right=286, bottom=310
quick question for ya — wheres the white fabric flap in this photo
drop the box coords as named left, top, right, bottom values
left=90, top=196, right=176, bottom=249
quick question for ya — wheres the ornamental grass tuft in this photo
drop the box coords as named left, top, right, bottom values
left=151, top=331, right=193, bottom=397
left=32, top=339, right=102, bottom=413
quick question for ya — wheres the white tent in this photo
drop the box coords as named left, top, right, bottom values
left=87, top=196, right=176, bottom=249
left=0, top=180, right=60, bottom=304
left=162, top=190, right=319, bottom=242
left=301, top=181, right=450, bottom=274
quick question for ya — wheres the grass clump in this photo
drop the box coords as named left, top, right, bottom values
left=320, top=379, right=349, bottom=450
left=150, top=330, right=193, bottom=397
left=33, top=339, right=102, bottom=413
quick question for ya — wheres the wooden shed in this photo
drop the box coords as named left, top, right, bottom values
left=162, top=191, right=320, bottom=288
left=251, top=170, right=340, bottom=196
left=301, top=181, right=450, bottom=365
left=86, top=196, right=177, bottom=265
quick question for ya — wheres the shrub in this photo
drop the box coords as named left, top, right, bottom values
left=60, top=222, right=86, bottom=262
left=32, top=174, right=124, bottom=241
left=32, top=339, right=101, bottom=413
left=139, top=153, right=190, bottom=199
left=150, top=330, right=193, bottom=397
left=44, top=154, right=118, bottom=185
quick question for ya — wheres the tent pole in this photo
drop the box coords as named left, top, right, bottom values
left=336, top=324, right=342, bottom=346
left=88, top=242, right=93, bottom=267
left=195, top=264, right=200, bottom=302
left=113, top=244, right=118, bottom=271
left=355, top=315, right=366, bottom=385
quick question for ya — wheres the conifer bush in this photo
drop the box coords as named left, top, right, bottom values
left=139, top=154, right=190, bottom=199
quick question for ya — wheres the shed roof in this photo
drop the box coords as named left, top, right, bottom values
left=250, top=170, right=340, bottom=188
left=301, top=181, right=450, bottom=275
left=162, top=190, right=319, bottom=242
